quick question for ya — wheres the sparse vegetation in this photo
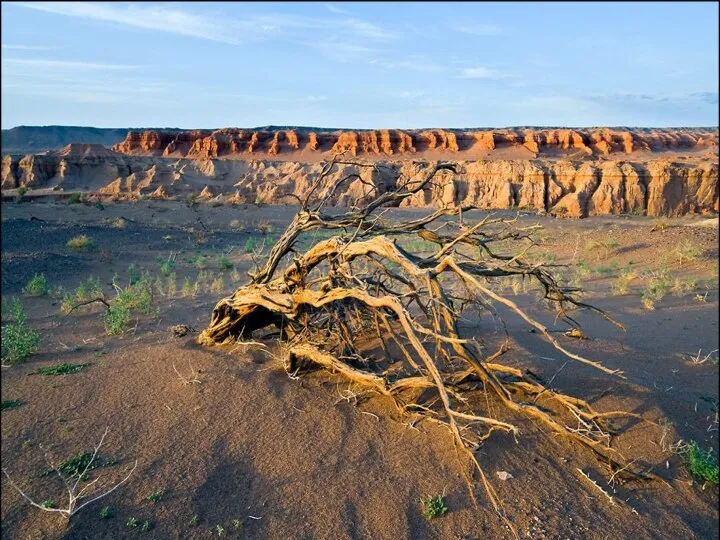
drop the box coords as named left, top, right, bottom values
left=158, top=254, right=176, bottom=276
left=219, top=254, right=233, bottom=270
left=421, top=494, right=448, bottom=520
left=34, top=363, right=89, bottom=376
left=641, top=267, right=673, bottom=309
left=673, top=239, right=702, bottom=266
left=67, top=193, right=82, bottom=205
left=683, top=441, right=719, bottom=485
left=1, top=400, right=24, bottom=411
left=672, top=277, right=697, bottom=295
left=1, top=298, right=40, bottom=364
left=244, top=236, right=258, bottom=253
left=66, top=235, right=95, bottom=250
left=100, top=506, right=111, bottom=519
left=127, top=517, right=139, bottom=528
left=23, top=274, right=49, bottom=296
left=612, top=267, right=637, bottom=295
left=146, top=488, right=165, bottom=503
left=229, top=219, right=245, bottom=230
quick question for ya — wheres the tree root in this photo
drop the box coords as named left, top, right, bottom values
left=198, top=159, right=655, bottom=532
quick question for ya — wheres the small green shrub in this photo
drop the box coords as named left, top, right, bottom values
left=612, top=267, right=637, bottom=295
left=127, top=516, right=139, bottom=528
left=104, top=304, right=131, bottom=335
left=219, top=255, right=233, bottom=270
left=141, top=520, right=153, bottom=531
left=673, top=240, right=702, bottom=266
left=67, top=193, right=82, bottom=204
left=2, top=297, right=25, bottom=322
left=229, top=219, right=245, bottom=231
left=34, top=362, right=89, bottom=376
left=244, top=237, right=258, bottom=253
left=256, top=220, right=274, bottom=234
left=421, top=494, right=448, bottom=520
left=673, top=277, right=697, bottom=296
left=641, top=268, right=673, bottom=310
left=181, top=277, right=196, bottom=297
left=210, top=276, right=224, bottom=294
left=685, top=441, right=718, bottom=485
left=127, top=264, right=141, bottom=285
left=100, top=506, right=111, bottom=519
left=147, top=488, right=165, bottom=503
left=158, top=256, right=176, bottom=276
left=1, top=300, right=39, bottom=364
left=66, top=235, right=95, bottom=250
left=1, top=400, right=24, bottom=411
left=166, top=273, right=177, bottom=297
left=23, top=274, right=48, bottom=296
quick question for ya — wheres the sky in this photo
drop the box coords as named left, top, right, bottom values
left=1, top=1, right=718, bottom=129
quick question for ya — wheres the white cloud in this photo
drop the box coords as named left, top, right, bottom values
left=370, top=57, right=445, bottom=73
left=458, top=66, right=510, bottom=79
left=307, top=95, right=328, bottom=102
left=12, top=2, right=398, bottom=45
left=324, top=3, right=351, bottom=15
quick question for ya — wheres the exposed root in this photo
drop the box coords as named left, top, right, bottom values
left=198, top=159, right=654, bottom=528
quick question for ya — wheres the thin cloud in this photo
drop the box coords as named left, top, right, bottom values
left=370, top=57, right=445, bottom=73
left=451, top=22, right=503, bottom=36
left=12, top=2, right=398, bottom=44
left=2, top=58, right=140, bottom=70
left=458, top=66, right=510, bottom=80
left=2, top=44, right=59, bottom=50
left=324, top=3, right=351, bottom=15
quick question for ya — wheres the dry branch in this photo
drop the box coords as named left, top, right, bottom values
left=198, top=159, right=653, bottom=527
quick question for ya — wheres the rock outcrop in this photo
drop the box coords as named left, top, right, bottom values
left=2, top=152, right=717, bottom=217
left=110, top=128, right=718, bottom=160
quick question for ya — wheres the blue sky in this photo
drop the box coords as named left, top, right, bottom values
left=1, top=1, right=718, bottom=129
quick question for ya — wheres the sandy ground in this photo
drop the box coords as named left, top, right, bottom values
left=1, top=199, right=718, bottom=539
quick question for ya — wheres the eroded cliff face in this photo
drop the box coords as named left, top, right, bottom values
left=3, top=151, right=717, bottom=218
left=111, top=127, right=719, bottom=160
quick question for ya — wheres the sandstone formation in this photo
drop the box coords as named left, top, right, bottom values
left=2, top=152, right=717, bottom=217
left=110, top=128, right=718, bottom=160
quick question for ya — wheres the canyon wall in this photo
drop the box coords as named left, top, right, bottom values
left=2, top=150, right=717, bottom=218
left=111, top=127, right=719, bottom=160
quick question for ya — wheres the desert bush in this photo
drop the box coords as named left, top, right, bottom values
left=66, top=235, right=95, bottom=250
left=641, top=268, right=673, bottom=309
left=219, top=255, right=233, bottom=270
left=166, top=273, right=177, bottom=297
left=67, top=193, right=82, bottom=205
left=1, top=299, right=40, bottom=364
left=682, top=441, right=719, bottom=485
left=181, top=277, right=196, bottom=298
left=229, top=219, right=245, bottom=231
left=584, top=238, right=621, bottom=260
left=672, top=277, right=697, bottom=296
left=158, top=255, right=176, bottom=276
left=673, top=240, right=702, bottom=266
left=23, top=274, right=49, bottom=296
left=421, top=494, right=448, bottom=520
left=111, top=217, right=127, bottom=229
left=244, top=237, right=258, bottom=253
left=210, top=276, right=225, bottom=294
left=651, top=218, right=670, bottom=231
left=256, top=220, right=274, bottom=234
left=612, top=267, right=637, bottom=295
left=104, top=305, right=131, bottom=335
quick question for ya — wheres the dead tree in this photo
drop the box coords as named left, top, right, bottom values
left=198, top=158, right=653, bottom=525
